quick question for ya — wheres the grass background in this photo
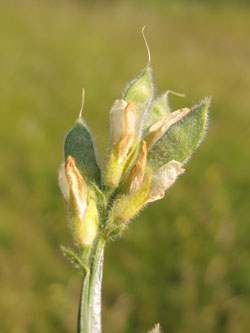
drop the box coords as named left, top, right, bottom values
left=1, top=0, right=250, bottom=332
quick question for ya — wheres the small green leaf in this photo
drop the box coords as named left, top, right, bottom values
left=144, top=92, right=170, bottom=133
left=144, top=90, right=185, bottom=133
left=124, top=67, right=154, bottom=135
left=61, top=245, right=89, bottom=275
left=64, top=119, right=101, bottom=185
left=106, top=224, right=126, bottom=239
left=147, top=323, right=163, bottom=333
left=147, top=97, right=211, bottom=170
left=92, top=183, right=106, bottom=210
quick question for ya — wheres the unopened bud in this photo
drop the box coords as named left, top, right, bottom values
left=128, top=140, right=147, bottom=194
left=65, top=156, right=87, bottom=221
left=110, top=99, right=128, bottom=143
left=147, top=160, right=184, bottom=203
left=103, top=100, right=136, bottom=187
left=110, top=100, right=136, bottom=164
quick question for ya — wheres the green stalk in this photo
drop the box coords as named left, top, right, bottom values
left=78, top=235, right=106, bottom=333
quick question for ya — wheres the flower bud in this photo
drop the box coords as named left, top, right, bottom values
left=59, top=156, right=98, bottom=250
left=147, top=160, right=185, bottom=203
left=65, top=156, right=87, bottom=221
left=103, top=100, right=136, bottom=187
left=128, top=140, right=147, bottom=194
left=110, top=100, right=136, bottom=164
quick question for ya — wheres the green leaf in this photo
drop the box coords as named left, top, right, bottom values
left=147, top=323, right=163, bottom=333
left=144, top=90, right=185, bottom=133
left=64, top=118, right=101, bottom=185
left=124, top=66, right=154, bottom=135
left=92, top=183, right=106, bottom=210
left=106, top=224, right=126, bottom=239
left=144, top=92, right=171, bottom=133
left=147, top=97, right=211, bottom=170
left=61, top=246, right=89, bottom=275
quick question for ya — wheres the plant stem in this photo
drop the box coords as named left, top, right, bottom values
left=78, top=235, right=106, bottom=333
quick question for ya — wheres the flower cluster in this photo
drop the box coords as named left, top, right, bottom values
left=58, top=55, right=210, bottom=260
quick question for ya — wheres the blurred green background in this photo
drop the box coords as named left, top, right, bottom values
left=1, top=0, right=250, bottom=332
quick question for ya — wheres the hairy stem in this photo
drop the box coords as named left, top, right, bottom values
left=78, top=235, right=106, bottom=333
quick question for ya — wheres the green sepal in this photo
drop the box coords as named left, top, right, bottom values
left=144, top=91, right=186, bottom=133
left=120, top=140, right=138, bottom=180
left=64, top=118, right=101, bottom=185
left=106, top=224, right=126, bottom=239
left=144, top=92, right=171, bottom=133
left=60, top=245, right=89, bottom=275
left=124, top=66, right=154, bottom=132
left=102, top=140, right=122, bottom=188
left=103, top=141, right=138, bottom=188
left=147, top=323, right=163, bottom=333
left=147, top=97, right=211, bottom=170
left=92, top=183, right=106, bottom=210
left=118, top=141, right=144, bottom=195
left=112, top=173, right=152, bottom=223
left=68, top=190, right=98, bottom=252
